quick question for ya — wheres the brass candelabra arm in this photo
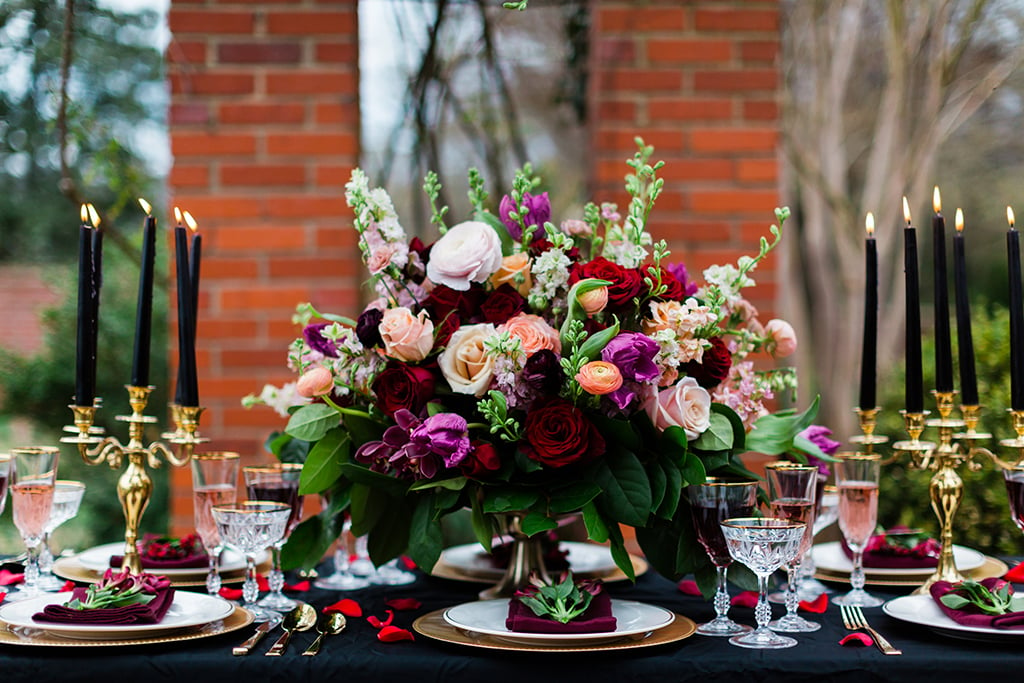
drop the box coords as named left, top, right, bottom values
left=850, top=407, right=890, bottom=455
left=60, top=404, right=126, bottom=467
left=892, top=410, right=937, bottom=469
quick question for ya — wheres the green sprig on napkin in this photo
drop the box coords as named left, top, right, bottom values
left=514, top=572, right=601, bottom=624
left=67, top=569, right=168, bottom=611
left=939, top=579, right=1024, bottom=615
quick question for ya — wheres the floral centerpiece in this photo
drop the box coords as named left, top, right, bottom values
left=248, top=140, right=824, bottom=586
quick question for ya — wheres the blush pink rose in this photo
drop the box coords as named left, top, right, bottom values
left=426, top=220, right=504, bottom=291
left=379, top=307, right=435, bottom=362
left=575, top=361, right=623, bottom=395
left=296, top=366, right=334, bottom=398
left=645, top=376, right=711, bottom=440
left=499, top=313, right=561, bottom=356
left=765, top=319, right=798, bottom=357
left=438, top=323, right=497, bottom=396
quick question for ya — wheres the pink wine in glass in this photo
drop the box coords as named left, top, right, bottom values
left=0, top=470, right=9, bottom=516
left=770, top=498, right=815, bottom=555
left=193, top=483, right=236, bottom=548
left=838, top=480, right=878, bottom=548
left=1005, top=474, right=1024, bottom=532
left=247, top=481, right=304, bottom=532
left=12, top=483, right=54, bottom=541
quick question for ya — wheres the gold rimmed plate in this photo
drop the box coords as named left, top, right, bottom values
left=815, top=555, right=1009, bottom=587
left=51, top=556, right=254, bottom=588
left=431, top=543, right=648, bottom=585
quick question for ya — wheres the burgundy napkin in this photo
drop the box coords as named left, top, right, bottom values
left=505, top=590, right=616, bottom=634
left=841, top=531, right=939, bottom=569
left=930, top=578, right=1024, bottom=630
left=108, top=553, right=208, bottom=570
left=32, top=586, right=175, bottom=625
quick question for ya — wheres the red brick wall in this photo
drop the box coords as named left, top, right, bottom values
left=0, top=266, right=62, bottom=357
left=166, top=1, right=360, bottom=531
left=589, top=1, right=781, bottom=317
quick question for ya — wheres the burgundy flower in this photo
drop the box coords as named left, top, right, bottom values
left=521, top=349, right=564, bottom=396
left=481, top=285, right=526, bottom=324
left=424, top=283, right=485, bottom=323
left=371, top=364, right=435, bottom=417
left=356, top=308, right=384, bottom=349
left=653, top=267, right=688, bottom=302
left=411, top=413, right=471, bottom=468
left=459, top=440, right=503, bottom=479
left=499, top=191, right=551, bottom=242
left=521, top=398, right=605, bottom=468
left=569, top=257, right=643, bottom=309
left=304, top=323, right=339, bottom=358
left=683, top=336, right=732, bottom=389
left=431, top=310, right=461, bottom=351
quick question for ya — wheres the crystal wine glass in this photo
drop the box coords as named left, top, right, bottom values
left=191, top=452, right=239, bottom=597
left=9, top=447, right=59, bottom=601
left=688, top=478, right=759, bottom=636
left=1005, top=464, right=1024, bottom=534
left=795, top=484, right=839, bottom=600
left=720, top=517, right=807, bottom=649
left=212, top=501, right=292, bottom=623
left=244, top=463, right=304, bottom=610
left=36, top=480, right=86, bottom=592
left=313, top=499, right=370, bottom=591
left=764, top=462, right=820, bottom=633
left=833, top=453, right=883, bottom=607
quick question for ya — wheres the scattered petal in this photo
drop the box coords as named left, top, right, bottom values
left=256, top=575, right=271, bottom=592
left=799, top=593, right=829, bottom=613
left=385, top=598, right=422, bottom=611
left=377, top=625, right=414, bottom=642
left=839, top=632, right=873, bottom=647
left=399, top=556, right=417, bottom=571
left=367, top=609, right=395, bottom=629
left=219, top=587, right=243, bottom=600
left=286, top=580, right=311, bottom=592
left=0, top=592, right=6, bottom=605
left=324, top=598, right=363, bottom=617
left=0, top=570, right=24, bottom=586
left=731, top=591, right=759, bottom=608
left=61, top=580, right=76, bottom=592
left=677, top=579, right=701, bottom=596
left=1005, top=562, right=1024, bottom=583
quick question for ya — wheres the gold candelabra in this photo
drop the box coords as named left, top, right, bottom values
left=853, top=394, right=1024, bottom=595
left=60, top=385, right=208, bottom=574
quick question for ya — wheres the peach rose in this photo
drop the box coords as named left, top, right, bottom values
left=645, top=376, right=711, bottom=440
left=439, top=323, right=497, bottom=396
left=577, top=287, right=609, bottom=316
left=575, top=361, right=623, bottom=396
left=643, top=300, right=683, bottom=335
left=499, top=313, right=561, bottom=356
left=489, top=252, right=533, bottom=297
left=379, top=307, right=435, bottom=362
left=296, top=366, right=334, bottom=398
left=765, top=318, right=797, bottom=357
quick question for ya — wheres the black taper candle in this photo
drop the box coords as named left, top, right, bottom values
left=131, top=207, right=157, bottom=387
left=88, top=204, right=103, bottom=401
left=75, top=207, right=94, bottom=407
left=859, top=213, right=878, bottom=409
left=174, top=224, right=199, bottom=407
left=932, top=188, right=953, bottom=392
left=1008, top=207, right=1024, bottom=411
left=952, top=209, right=978, bottom=405
left=904, top=198, right=924, bottom=413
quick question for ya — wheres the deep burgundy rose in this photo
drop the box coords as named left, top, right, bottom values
left=481, top=285, right=526, bottom=324
left=653, top=267, right=687, bottom=302
left=683, top=336, right=732, bottom=389
left=356, top=308, right=384, bottom=348
left=431, top=311, right=461, bottom=351
left=371, top=364, right=435, bottom=417
left=521, top=349, right=564, bottom=396
left=304, top=323, right=339, bottom=358
left=425, top=283, right=485, bottom=323
left=405, top=237, right=430, bottom=283
left=569, top=257, right=643, bottom=308
left=521, top=398, right=605, bottom=468
left=459, top=440, right=503, bottom=479
left=409, top=236, right=431, bottom=262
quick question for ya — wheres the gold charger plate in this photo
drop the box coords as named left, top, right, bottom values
left=412, top=608, right=695, bottom=653
left=51, top=556, right=267, bottom=588
left=430, top=553, right=649, bottom=585
left=0, top=604, right=253, bottom=648
left=815, top=555, right=1009, bottom=587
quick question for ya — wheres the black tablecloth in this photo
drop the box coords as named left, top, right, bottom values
left=2, top=564, right=1023, bottom=683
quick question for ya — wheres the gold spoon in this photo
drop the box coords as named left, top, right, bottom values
left=302, top=612, right=347, bottom=656
left=265, top=603, right=316, bottom=656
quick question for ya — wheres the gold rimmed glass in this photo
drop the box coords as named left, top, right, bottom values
left=833, top=453, right=883, bottom=607
left=8, top=447, right=59, bottom=601
left=764, top=462, right=820, bottom=633
left=191, top=452, right=239, bottom=597
left=36, top=480, right=87, bottom=592
left=244, top=462, right=304, bottom=611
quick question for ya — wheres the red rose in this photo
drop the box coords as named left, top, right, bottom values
left=371, top=364, right=435, bottom=417
left=480, top=285, right=526, bottom=324
left=459, top=440, right=503, bottom=479
left=569, top=257, right=643, bottom=308
left=424, top=283, right=485, bottom=322
left=653, top=267, right=687, bottom=302
left=522, top=399, right=606, bottom=468
left=431, top=311, right=461, bottom=351
left=683, top=336, right=732, bottom=389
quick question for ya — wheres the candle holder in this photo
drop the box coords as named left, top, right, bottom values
left=60, top=386, right=208, bottom=574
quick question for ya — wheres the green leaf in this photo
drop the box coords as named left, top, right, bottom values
left=407, top=496, right=445, bottom=573
left=513, top=448, right=544, bottom=473
left=582, top=501, right=609, bottom=543
left=606, top=524, right=636, bottom=581
left=548, top=481, right=603, bottom=514
left=590, top=446, right=652, bottom=527
left=482, top=488, right=541, bottom=514
left=711, top=402, right=746, bottom=451
left=576, top=317, right=621, bottom=360
left=348, top=483, right=387, bottom=537
left=647, top=459, right=667, bottom=515
left=366, top=499, right=411, bottom=567
left=521, top=511, right=558, bottom=537
left=298, top=427, right=349, bottom=495
left=655, top=459, right=683, bottom=520
left=693, top=562, right=718, bottom=600
left=680, top=452, right=707, bottom=486
left=744, top=396, right=820, bottom=455
left=342, top=411, right=386, bottom=447
left=470, top=494, right=494, bottom=553
left=339, top=462, right=408, bottom=497
left=692, top=412, right=734, bottom=452
left=590, top=415, right=641, bottom=451
left=409, top=476, right=468, bottom=492
left=560, top=278, right=613, bottom=339
left=939, top=594, right=973, bottom=610
left=476, top=210, right=515, bottom=256
left=285, top=403, right=340, bottom=442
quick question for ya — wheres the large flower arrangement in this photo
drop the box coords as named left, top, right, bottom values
left=250, top=141, right=824, bottom=582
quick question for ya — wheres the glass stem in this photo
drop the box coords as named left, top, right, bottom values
left=713, top=564, right=731, bottom=619
left=785, top=564, right=800, bottom=617
left=754, top=574, right=771, bottom=631
left=38, top=532, right=54, bottom=577
left=268, top=544, right=285, bottom=596
left=206, top=546, right=222, bottom=596
left=243, top=555, right=258, bottom=606
left=799, top=547, right=815, bottom=580
left=23, top=544, right=40, bottom=590
left=850, top=549, right=866, bottom=592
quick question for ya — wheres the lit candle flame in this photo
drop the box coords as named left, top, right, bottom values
left=183, top=210, right=198, bottom=232
left=955, top=208, right=964, bottom=233
left=1009, top=206, right=1016, bottom=229
left=138, top=198, right=152, bottom=216
left=903, top=196, right=912, bottom=225
left=865, top=212, right=875, bottom=236
left=86, top=203, right=100, bottom=229
left=174, top=206, right=183, bottom=225
left=80, top=204, right=88, bottom=224
left=933, top=186, right=942, bottom=214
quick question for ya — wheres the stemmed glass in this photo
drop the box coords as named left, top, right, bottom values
left=191, top=452, right=239, bottom=597
left=833, top=453, right=883, bottom=607
left=313, top=501, right=370, bottom=591
left=1005, top=464, right=1024, bottom=534
left=687, top=479, right=759, bottom=636
left=720, top=517, right=807, bottom=649
left=212, top=501, right=292, bottom=623
left=9, top=447, right=59, bottom=601
left=36, top=480, right=87, bottom=592
left=244, top=463, right=304, bottom=610
left=764, top=462, right=820, bottom=633
left=795, top=484, right=839, bottom=600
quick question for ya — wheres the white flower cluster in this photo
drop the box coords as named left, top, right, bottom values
left=528, top=247, right=572, bottom=310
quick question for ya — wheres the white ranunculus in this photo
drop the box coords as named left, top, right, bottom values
left=439, top=323, right=497, bottom=396
left=426, top=221, right=504, bottom=291
left=645, top=376, right=711, bottom=440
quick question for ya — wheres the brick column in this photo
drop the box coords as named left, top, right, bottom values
left=589, top=1, right=781, bottom=317
left=166, top=2, right=360, bottom=531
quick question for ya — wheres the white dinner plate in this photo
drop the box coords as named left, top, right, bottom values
left=0, top=590, right=236, bottom=640
left=812, top=541, right=985, bottom=577
left=883, top=594, right=1024, bottom=643
left=75, top=542, right=250, bottom=577
left=442, top=598, right=674, bottom=646
left=439, top=542, right=618, bottom=580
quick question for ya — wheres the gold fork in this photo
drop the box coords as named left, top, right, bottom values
left=839, top=604, right=902, bottom=655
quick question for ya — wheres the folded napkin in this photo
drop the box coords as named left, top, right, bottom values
left=930, top=578, right=1024, bottom=630
left=32, top=586, right=175, bottom=626
left=108, top=553, right=208, bottom=570
left=841, top=528, right=939, bottom=569
left=109, top=534, right=209, bottom=570
left=505, top=590, right=616, bottom=634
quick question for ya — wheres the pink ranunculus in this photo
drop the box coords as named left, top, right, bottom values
left=499, top=313, right=561, bottom=356
left=577, top=286, right=608, bottom=316
left=296, top=366, right=334, bottom=398
left=426, top=220, right=504, bottom=291
left=765, top=319, right=798, bottom=357
left=378, top=307, right=435, bottom=362
left=645, top=376, right=711, bottom=440
left=575, top=361, right=623, bottom=396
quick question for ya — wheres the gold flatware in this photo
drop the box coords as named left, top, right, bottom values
left=840, top=604, right=902, bottom=655
left=302, top=612, right=347, bottom=656
left=232, top=613, right=282, bottom=656
left=265, top=603, right=316, bottom=656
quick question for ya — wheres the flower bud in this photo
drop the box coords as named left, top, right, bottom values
left=296, top=366, right=334, bottom=398
left=577, top=286, right=609, bottom=316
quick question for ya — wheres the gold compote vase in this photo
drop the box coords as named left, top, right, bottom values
left=478, top=512, right=555, bottom=600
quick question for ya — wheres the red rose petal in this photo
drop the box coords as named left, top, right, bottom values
left=839, top=632, right=874, bottom=647
left=324, top=598, right=362, bottom=617
left=256, top=575, right=271, bottom=592
left=731, top=591, right=759, bottom=608
left=799, top=593, right=829, bottom=613
left=0, top=592, right=6, bottom=605
left=377, top=625, right=414, bottom=642
left=1005, top=562, right=1024, bottom=583
left=60, top=580, right=76, bottom=592
left=677, top=579, right=701, bottom=596
left=0, top=570, right=24, bottom=586
left=385, top=598, right=422, bottom=611
left=285, top=580, right=310, bottom=592
left=399, top=556, right=417, bottom=571
left=219, top=587, right=244, bottom=600
left=367, top=610, right=395, bottom=629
